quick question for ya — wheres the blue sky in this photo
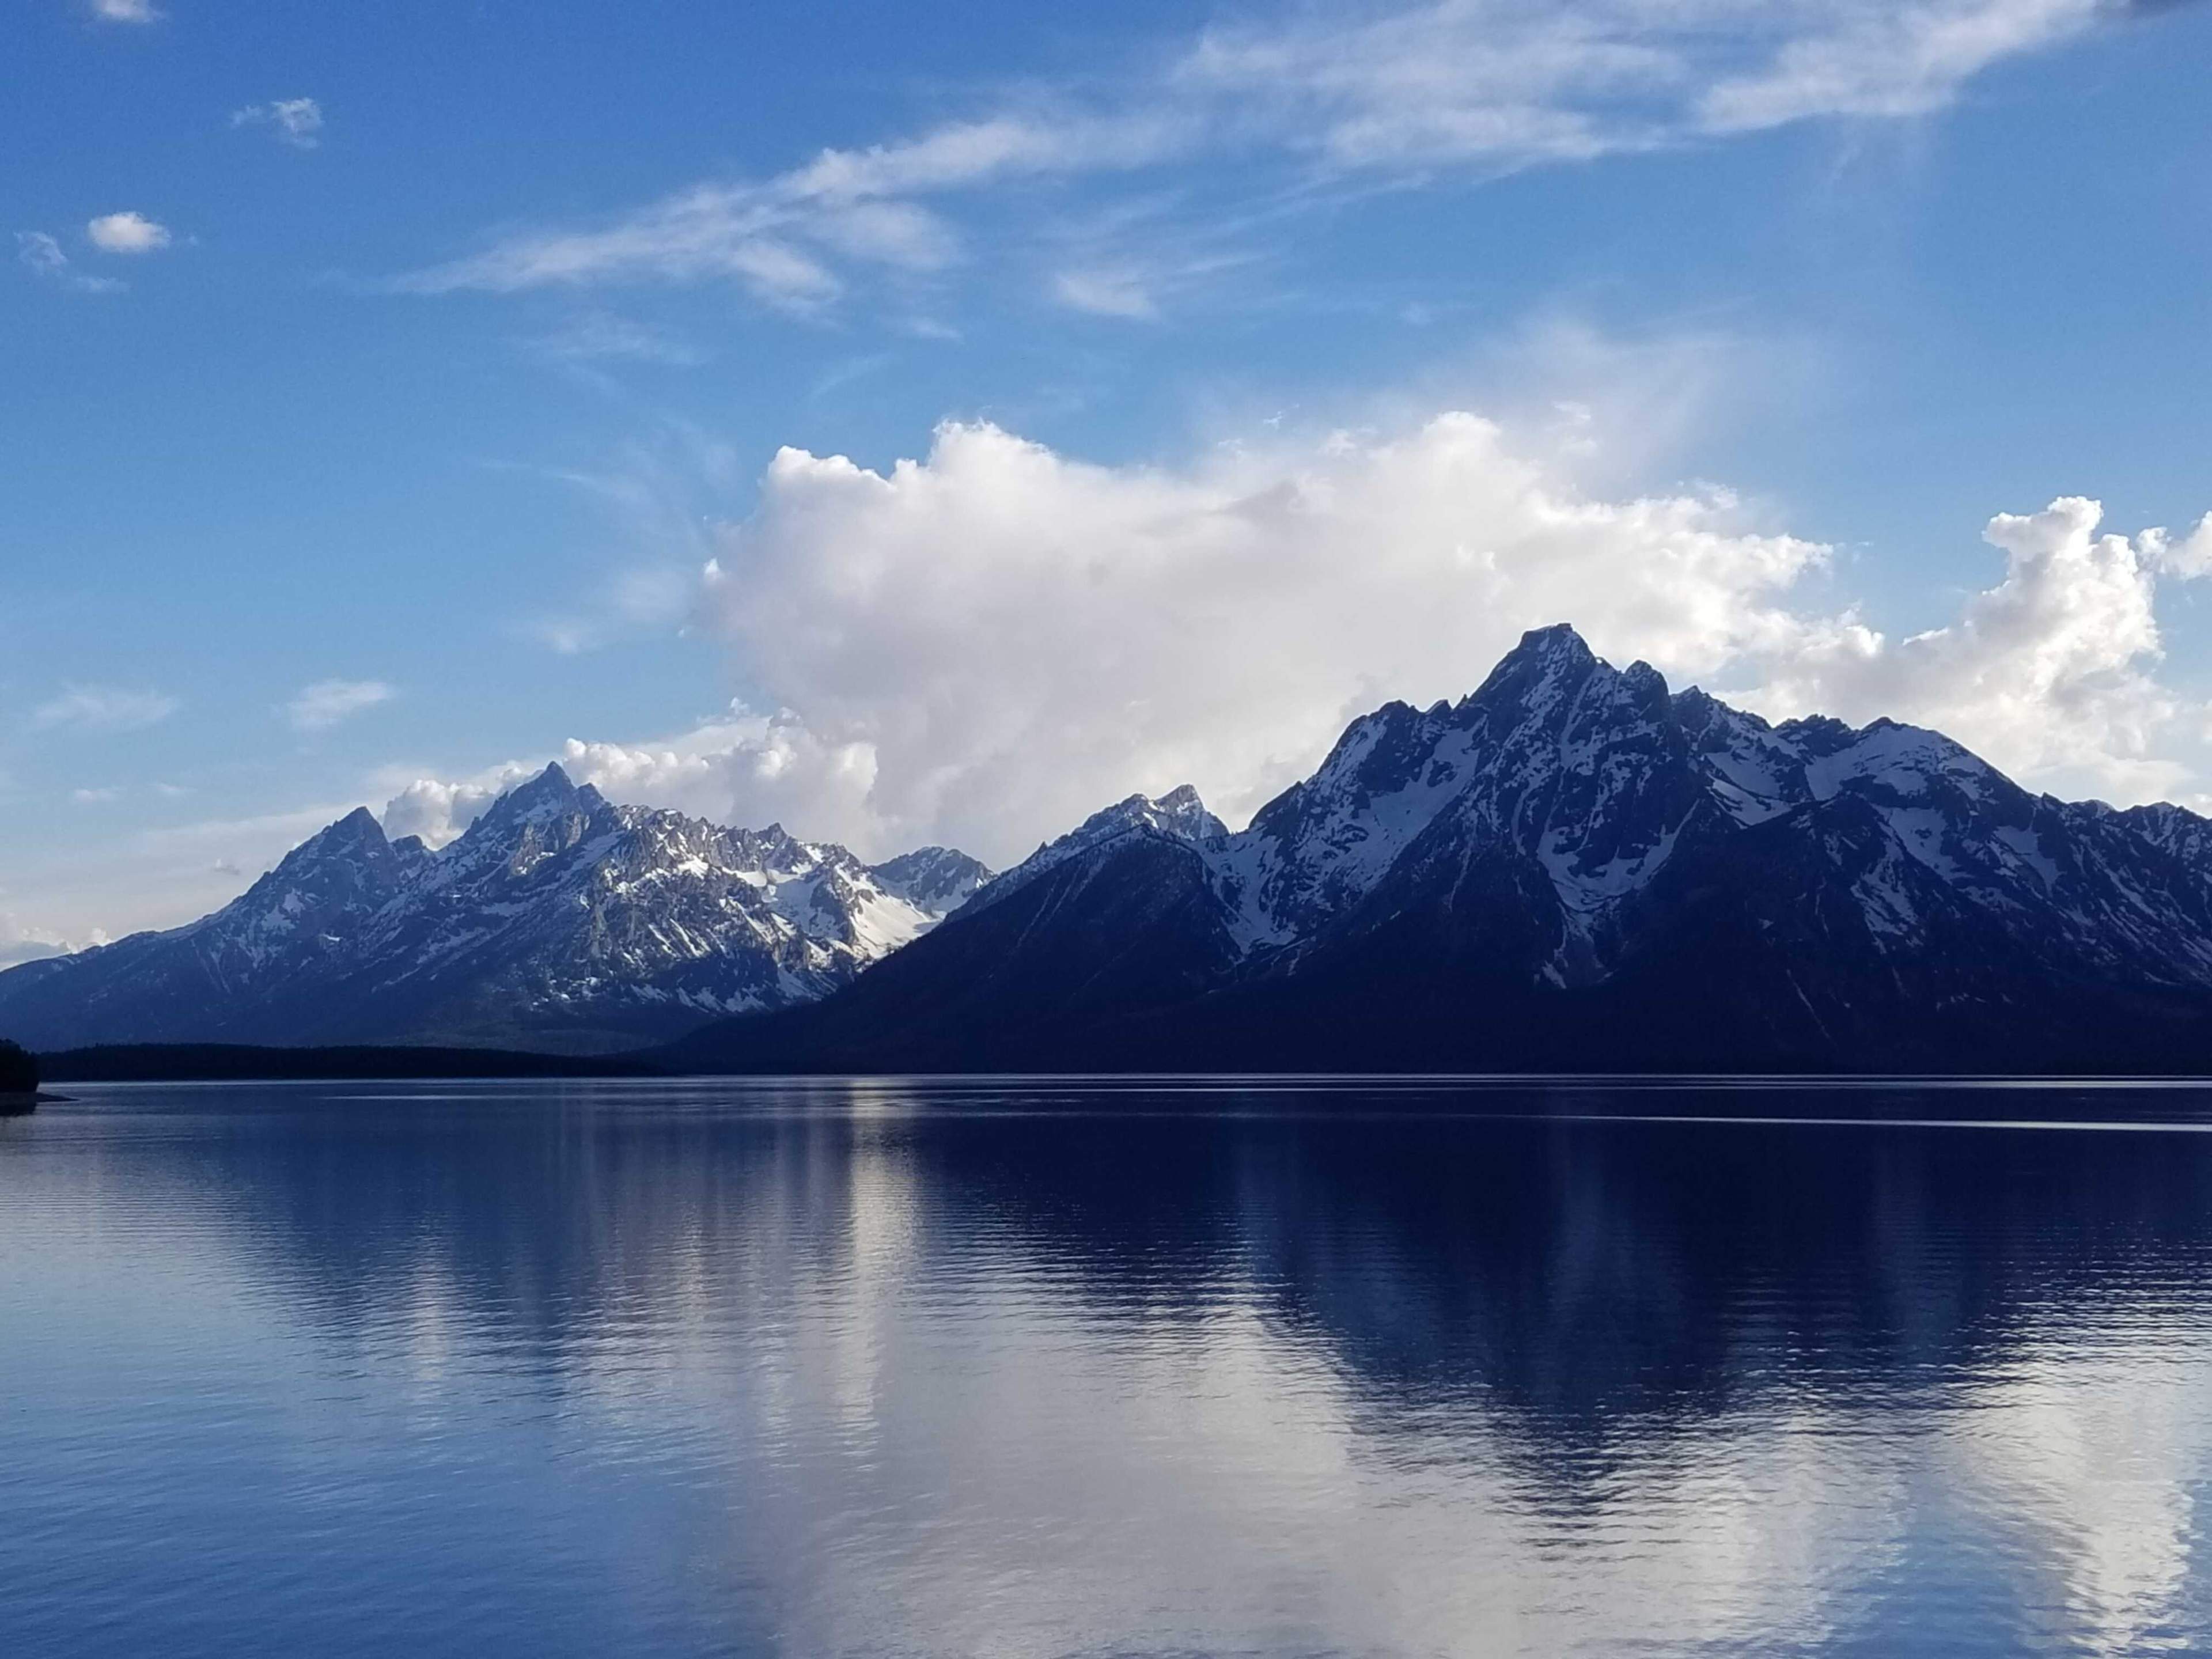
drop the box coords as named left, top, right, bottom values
left=5, top=0, right=2211, bottom=958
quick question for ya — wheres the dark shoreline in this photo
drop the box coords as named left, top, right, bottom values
left=36, top=1043, right=661, bottom=1084
left=29, top=1041, right=2212, bottom=1093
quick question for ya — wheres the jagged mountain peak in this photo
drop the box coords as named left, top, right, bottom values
left=1456, top=624, right=1685, bottom=734
left=1225, top=631, right=1691, bottom=952
left=1146, top=785, right=1229, bottom=842
left=283, top=804, right=389, bottom=862
left=1460, top=622, right=1599, bottom=713
left=962, top=786, right=1226, bottom=919
left=1064, top=787, right=1227, bottom=847
left=869, top=846, right=994, bottom=912
left=468, top=762, right=604, bottom=834
left=1618, top=657, right=1669, bottom=702
left=1668, top=681, right=1768, bottom=737
left=249, top=805, right=417, bottom=905
left=1507, top=620, right=1596, bottom=665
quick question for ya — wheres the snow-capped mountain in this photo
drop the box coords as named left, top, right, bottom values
left=0, top=764, right=989, bottom=1053
left=1212, top=624, right=2212, bottom=997
left=668, top=624, right=2212, bottom=1074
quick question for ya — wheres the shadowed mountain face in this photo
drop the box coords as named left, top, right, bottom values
left=668, top=625, right=2212, bottom=1074
left=0, top=764, right=989, bottom=1054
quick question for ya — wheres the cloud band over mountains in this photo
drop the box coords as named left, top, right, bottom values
left=381, top=410, right=2212, bottom=868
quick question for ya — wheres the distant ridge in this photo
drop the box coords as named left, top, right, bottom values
left=0, top=765, right=989, bottom=1055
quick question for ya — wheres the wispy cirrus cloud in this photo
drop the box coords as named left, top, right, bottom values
left=231, top=97, right=325, bottom=149
left=1696, top=0, right=2107, bottom=132
left=527, top=312, right=706, bottom=366
left=1052, top=268, right=1163, bottom=320
left=394, top=1, right=2158, bottom=320
left=1179, top=0, right=2111, bottom=165
left=30, top=685, right=180, bottom=733
left=88, top=0, right=160, bottom=22
left=285, top=678, right=395, bottom=732
left=16, top=230, right=124, bottom=294
left=395, top=112, right=1179, bottom=310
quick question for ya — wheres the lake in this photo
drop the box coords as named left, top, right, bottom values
left=6, top=1078, right=2212, bottom=1657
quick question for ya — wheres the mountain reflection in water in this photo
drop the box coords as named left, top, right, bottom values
left=6, top=1078, right=2212, bottom=1657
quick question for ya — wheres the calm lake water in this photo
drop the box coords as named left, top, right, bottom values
left=7, top=1078, right=2212, bottom=1657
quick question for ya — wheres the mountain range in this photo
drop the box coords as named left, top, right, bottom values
left=0, top=764, right=988, bottom=1054
left=15, top=623, right=2212, bottom=1073
left=672, top=624, right=2212, bottom=1074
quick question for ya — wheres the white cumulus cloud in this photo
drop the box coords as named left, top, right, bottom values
left=676, top=414, right=1830, bottom=859
left=285, top=678, right=396, bottom=732
left=1746, top=497, right=2212, bottom=804
left=2139, top=512, right=2212, bottom=580
left=88, top=0, right=160, bottom=21
left=86, top=211, right=171, bottom=255
left=680, top=417, right=2212, bottom=861
left=378, top=773, right=524, bottom=847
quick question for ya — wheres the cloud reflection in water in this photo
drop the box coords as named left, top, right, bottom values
left=5, top=1079, right=2212, bottom=1657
